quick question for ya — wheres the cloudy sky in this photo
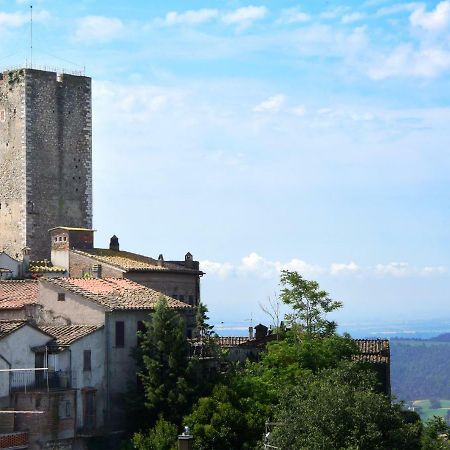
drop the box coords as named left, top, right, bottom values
left=2, top=0, right=450, bottom=333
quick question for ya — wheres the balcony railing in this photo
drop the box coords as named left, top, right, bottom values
left=10, top=369, right=71, bottom=393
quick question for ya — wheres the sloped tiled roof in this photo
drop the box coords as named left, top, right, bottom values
left=40, top=324, right=102, bottom=346
left=0, top=280, right=39, bottom=309
left=72, top=249, right=202, bottom=274
left=44, top=277, right=192, bottom=311
left=0, top=320, right=27, bottom=338
left=354, top=339, right=390, bottom=364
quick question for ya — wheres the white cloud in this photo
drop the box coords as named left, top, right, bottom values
left=375, top=262, right=448, bottom=277
left=239, top=253, right=324, bottom=278
left=330, top=262, right=360, bottom=275
left=0, top=10, right=49, bottom=28
left=368, top=44, right=450, bottom=79
left=200, top=260, right=234, bottom=278
left=375, top=3, right=420, bottom=17
left=161, top=9, right=219, bottom=26
left=410, top=1, right=450, bottom=31
left=341, top=12, right=367, bottom=24
left=253, top=94, right=285, bottom=113
left=199, top=254, right=449, bottom=280
left=222, top=6, right=268, bottom=30
left=74, top=16, right=125, bottom=43
left=277, top=8, right=311, bottom=25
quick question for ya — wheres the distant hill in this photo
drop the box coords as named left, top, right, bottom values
left=391, top=339, right=450, bottom=401
left=429, top=333, right=450, bottom=342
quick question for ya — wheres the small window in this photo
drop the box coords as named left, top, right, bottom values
left=115, top=321, right=125, bottom=348
left=63, top=236, right=67, bottom=241
left=58, top=236, right=62, bottom=241
left=58, top=293, right=65, bottom=302
left=83, top=350, right=91, bottom=371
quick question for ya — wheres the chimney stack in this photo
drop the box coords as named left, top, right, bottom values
left=158, top=254, right=164, bottom=267
left=22, top=247, right=31, bottom=274
left=109, top=235, right=119, bottom=252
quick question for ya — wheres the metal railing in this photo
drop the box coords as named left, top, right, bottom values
left=10, top=369, right=71, bottom=393
left=1, top=64, right=85, bottom=77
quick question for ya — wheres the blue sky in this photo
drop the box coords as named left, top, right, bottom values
left=2, top=0, right=450, bottom=333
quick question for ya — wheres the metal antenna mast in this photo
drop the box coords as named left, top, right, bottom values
left=30, top=4, right=33, bottom=68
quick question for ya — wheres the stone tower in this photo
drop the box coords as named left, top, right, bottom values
left=0, top=68, right=92, bottom=260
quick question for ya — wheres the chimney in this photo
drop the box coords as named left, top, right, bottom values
left=22, top=247, right=31, bottom=273
left=92, top=264, right=102, bottom=278
left=178, top=427, right=193, bottom=450
left=185, top=252, right=193, bottom=268
left=248, top=326, right=254, bottom=339
left=158, top=254, right=164, bottom=267
left=109, top=235, right=119, bottom=252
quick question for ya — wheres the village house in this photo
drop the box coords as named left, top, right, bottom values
left=49, top=227, right=203, bottom=306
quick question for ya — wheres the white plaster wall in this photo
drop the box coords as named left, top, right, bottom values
left=0, top=325, right=51, bottom=396
left=0, top=253, right=20, bottom=278
left=38, top=281, right=105, bottom=325
left=70, top=328, right=105, bottom=430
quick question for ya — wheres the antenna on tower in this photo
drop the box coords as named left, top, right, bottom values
left=30, top=3, right=33, bottom=68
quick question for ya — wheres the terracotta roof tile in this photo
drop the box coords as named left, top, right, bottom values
left=40, top=324, right=102, bottom=346
left=0, top=280, right=39, bottom=309
left=0, top=320, right=28, bottom=338
left=72, top=249, right=202, bottom=274
left=44, top=277, right=192, bottom=311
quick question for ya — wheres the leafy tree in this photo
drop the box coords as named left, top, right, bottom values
left=270, top=362, right=423, bottom=450
left=184, top=371, right=271, bottom=450
left=194, top=302, right=219, bottom=359
left=132, top=417, right=178, bottom=450
left=138, top=297, right=194, bottom=425
left=279, top=270, right=342, bottom=337
left=421, top=416, right=450, bottom=449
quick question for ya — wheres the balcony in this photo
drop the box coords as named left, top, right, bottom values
left=10, top=370, right=71, bottom=393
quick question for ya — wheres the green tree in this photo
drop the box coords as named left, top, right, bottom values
left=138, top=297, right=193, bottom=425
left=270, top=362, right=422, bottom=450
left=280, top=270, right=342, bottom=337
left=421, top=416, right=450, bottom=449
left=132, top=417, right=178, bottom=450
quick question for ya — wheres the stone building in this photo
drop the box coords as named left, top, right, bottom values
left=50, top=227, right=203, bottom=306
left=0, top=68, right=92, bottom=261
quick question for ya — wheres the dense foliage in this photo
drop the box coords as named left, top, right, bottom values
left=136, top=297, right=194, bottom=425
left=125, top=273, right=450, bottom=450
left=271, top=362, right=422, bottom=450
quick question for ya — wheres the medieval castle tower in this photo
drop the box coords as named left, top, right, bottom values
left=0, top=68, right=92, bottom=260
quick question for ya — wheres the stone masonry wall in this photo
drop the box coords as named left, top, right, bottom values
left=25, top=70, right=92, bottom=260
left=0, top=69, right=92, bottom=261
left=0, top=70, right=27, bottom=259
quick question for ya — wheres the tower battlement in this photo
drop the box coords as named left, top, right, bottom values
left=0, top=68, right=92, bottom=260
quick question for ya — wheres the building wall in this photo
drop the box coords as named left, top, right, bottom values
left=0, top=253, right=20, bottom=278
left=14, top=389, right=76, bottom=450
left=0, top=69, right=92, bottom=261
left=68, top=252, right=123, bottom=278
left=0, top=325, right=51, bottom=398
left=105, top=308, right=195, bottom=430
left=0, top=70, right=27, bottom=259
left=126, top=272, right=200, bottom=305
left=69, top=330, right=105, bottom=431
left=38, top=282, right=105, bottom=326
